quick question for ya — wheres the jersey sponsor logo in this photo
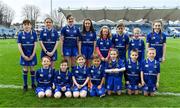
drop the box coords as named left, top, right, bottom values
left=115, top=39, right=119, bottom=41
left=145, top=64, right=149, bottom=67
left=75, top=70, right=79, bottom=73
left=66, top=29, right=70, bottom=32
left=40, top=74, right=43, bottom=77
left=22, top=36, right=26, bottom=39
left=43, top=33, right=47, bottom=36
left=57, top=76, right=61, bottom=79
left=91, top=70, right=94, bottom=73
left=100, top=42, right=103, bottom=45
left=131, top=43, right=135, bottom=46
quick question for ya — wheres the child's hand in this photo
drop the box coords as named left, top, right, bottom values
left=48, top=52, right=54, bottom=57
left=156, top=82, right=159, bottom=88
left=61, top=86, right=66, bottom=92
left=52, top=83, right=55, bottom=89
left=97, top=85, right=102, bottom=89
left=77, top=84, right=82, bottom=89
left=29, top=55, right=34, bottom=60
left=23, top=56, right=30, bottom=61
left=105, top=57, right=108, bottom=61
left=141, top=80, right=145, bottom=86
left=101, top=57, right=105, bottom=61
left=162, top=56, right=166, bottom=63
left=138, top=83, right=142, bottom=87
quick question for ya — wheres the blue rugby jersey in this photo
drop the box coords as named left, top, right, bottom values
left=96, top=38, right=112, bottom=58
left=141, top=59, right=160, bottom=86
left=146, top=32, right=166, bottom=61
left=61, top=25, right=81, bottom=48
left=17, top=31, right=37, bottom=57
left=72, top=66, right=90, bottom=85
left=89, top=65, right=105, bottom=85
left=80, top=31, right=96, bottom=46
left=39, top=28, right=59, bottom=52
left=54, top=70, right=72, bottom=88
left=126, top=58, right=141, bottom=85
left=128, top=38, right=145, bottom=62
left=36, top=68, right=54, bottom=87
left=112, top=33, right=129, bottom=60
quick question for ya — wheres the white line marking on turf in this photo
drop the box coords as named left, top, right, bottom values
left=0, top=84, right=180, bottom=96
left=0, top=84, right=22, bottom=89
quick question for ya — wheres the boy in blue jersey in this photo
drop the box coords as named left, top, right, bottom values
left=79, top=18, right=96, bottom=67
left=72, top=55, right=90, bottom=98
left=112, top=23, right=129, bottom=63
left=35, top=56, right=54, bottom=98
left=141, top=48, right=160, bottom=96
left=39, top=18, right=59, bottom=70
left=146, top=20, right=166, bottom=62
left=105, top=48, right=126, bottom=95
left=17, top=19, right=37, bottom=91
left=96, top=26, right=112, bottom=67
left=53, top=59, right=72, bottom=98
left=125, top=49, right=141, bottom=95
left=89, top=55, right=105, bottom=97
left=128, top=28, right=145, bottom=63
left=61, top=14, right=81, bottom=68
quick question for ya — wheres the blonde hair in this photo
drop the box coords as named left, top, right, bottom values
left=147, top=47, right=156, bottom=53
left=133, top=28, right=141, bottom=34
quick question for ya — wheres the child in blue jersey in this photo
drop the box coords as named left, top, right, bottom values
left=105, top=48, right=126, bottom=95
left=96, top=26, right=112, bottom=67
left=125, top=49, right=141, bottom=95
left=141, top=48, right=160, bottom=96
left=39, top=18, right=59, bottom=70
left=61, top=14, right=81, bottom=68
left=53, top=59, right=72, bottom=98
left=112, top=23, right=129, bottom=63
left=79, top=18, right=96, bottom=67
left=17, top=19, right=37, bottom=91
left=35, top=56, right=54, bottom=98
left=146, top=20, right=166, bottom=62
left=89, top=55, right=106, bottom=97
left=72, top=55, right=90, bottom=98
left=128, top=28, right=145, bottom=63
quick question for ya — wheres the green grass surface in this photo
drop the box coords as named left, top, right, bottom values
left=0, top=38, right=180, bottom=107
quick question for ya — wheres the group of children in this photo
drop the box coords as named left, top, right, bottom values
left=17, top=14, right=166, bottom=98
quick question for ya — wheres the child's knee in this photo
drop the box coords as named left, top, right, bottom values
left=38, top=92, right=45, bottom=98
left=73, top=91, right=79, bottom=98
left=65, top=91, right=72, bottom=98
left=45, top=90, right=52, bottom=97
left=80, top=90, right=87, bottom=98
left=54, top=92, right=62, bottom=98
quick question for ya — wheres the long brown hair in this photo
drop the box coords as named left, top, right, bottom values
left=98, top=26, right=111, bottom=39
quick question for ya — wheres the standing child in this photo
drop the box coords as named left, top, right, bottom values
left=79, top=18, right=96, bottom=67
left=35, top=56, right=54, bottom=98
left=61, top=14, right=81, bottom=68
left=141, top=48, right=160, bottom=96
left=17, top=19, right=37, bottom=91
left=126, top=49, right=141, bottom=95
left=96, top=26, right=112, bottom=67
left=146, top=20, right=166, bottom=62
left=54, top=59, right=72, bottom=98
left=112, top=23, right=129, bottom=63
left=105, top=48, right=126, bottom=95
left=128, top=28, right=145, bottom=63
left=39, top=18, right=59, bottom=70
left=89, top=55, right=106, bottom=97
left=72, top=55, right=90, bottom=98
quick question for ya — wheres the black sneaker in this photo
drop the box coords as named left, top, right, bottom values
left=31, top=84, right=36, bottom=90
left=23, top=85, right=28, bottom=91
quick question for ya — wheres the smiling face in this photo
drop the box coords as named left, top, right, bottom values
left=147, top=49, right=156, bottom=60
left=77, top=56, right=86, bottom=66
left=102, top=28, right=109, bottom=38
left=42, top=57, right=51, bottom=68
left=60, top=62, right=68, bottom=72
left=67, top=16, right=74, bottom=26
left=23, top=23, right=32, bottom=32
left=153, top=22, right=162, bottom=33
left=45, top=18, right=53, bottom=29
left=84, top=20, right=91, bottom=31
left=110, top=50, right=118, bottom=60
left=116, top=26, right=124, bottom=34
left=130, top=51, right=138, bottom=61
left=133, top=28, right=141, bottom=39
left=92, top=58, right=101, bottom=67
